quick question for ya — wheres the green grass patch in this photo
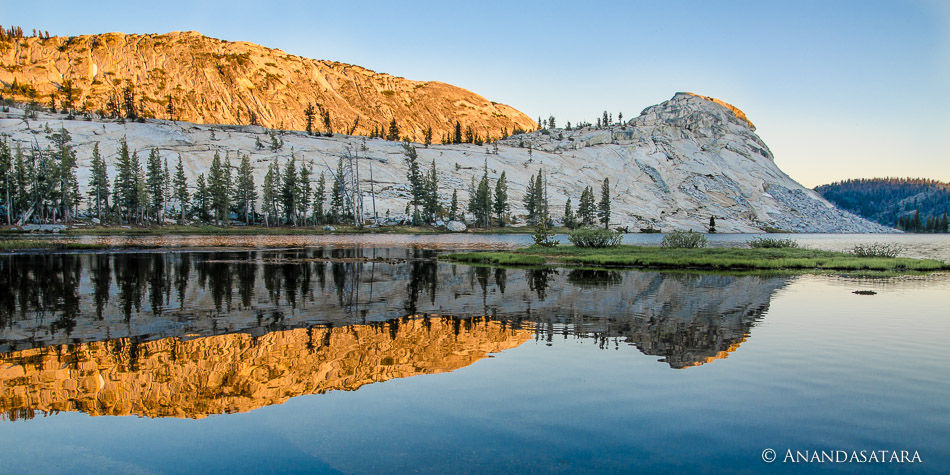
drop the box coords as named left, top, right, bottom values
left=441, top=245, right=950, bottom=273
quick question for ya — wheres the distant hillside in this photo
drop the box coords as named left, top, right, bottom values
left=0, top=28, right=536, bottom=141
left=815, top=178, right=950, bottom=230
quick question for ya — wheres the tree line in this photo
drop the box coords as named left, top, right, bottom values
left=0, top=126, right=615, bottom=229
left=815, top=177, right=950, bottom=232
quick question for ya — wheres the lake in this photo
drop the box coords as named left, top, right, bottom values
left=0, top=234, right=947, bottom=473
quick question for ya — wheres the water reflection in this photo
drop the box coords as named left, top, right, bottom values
left=0, top=249, right=791, bottom=419
left=0, top=317, right=531, bottom=420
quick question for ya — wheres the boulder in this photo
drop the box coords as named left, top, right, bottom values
left=446, top=221, right=467, bottom=232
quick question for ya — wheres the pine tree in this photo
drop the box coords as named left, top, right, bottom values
left=0, top=139, right=12, bottom=225
left=330, top=158, right=346, bottom=223
left=598, top=177, right=611, bottom=229
left=304, top=103, right=316, bottom=135
left=424, top=127, right=432, bottom=148
left=13, top=144, right=30, bottom=223
left=454, top=121, right=462, bottom=145
left=234, top=153, right=256, bottom=225
left=49, top=127, right=79, bottom=223
left=281, top=155, right=298, bottom=225
left=493, top=170, right=509, bottom=226
left=449, top=189, right=458, bottom=221
left=114, top=139, right=137, bottom=223
left=133, top=151, right=148, bottom=223
left=173, top=154, right=189, bottom=223
left=146, top=148, right=165, bottom=224
left=708, top=216, right=717, bottom=234
left=474, top=164, right=492, bottom=228
left=524, top=173, right=538, bottom=224
left=313, top=172, right=326, bottom=225
left=386, top=118, right=399, bottom=141
left=208, top=151, right=230, bottom=224
left=163, top=157, right=171, bottom=224
left=195, top=173, right=209, bottom=222
left=579, top=186, right=596, bottom=226
left=423, top=159, right=439, bottom=222
left=297, top=163, right=311, bottom=225
left=564, top=197, right=576, bottom=229
left=261, top=161, right=279, bottom=227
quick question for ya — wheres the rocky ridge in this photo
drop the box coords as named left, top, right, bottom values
left=0, top=92, right=892, bottom=232
left=0, top=31, right=535, bottom=141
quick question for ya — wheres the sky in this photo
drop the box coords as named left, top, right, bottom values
left=1, top=0, right=947, bottom=187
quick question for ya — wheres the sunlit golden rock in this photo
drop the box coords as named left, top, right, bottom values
left=0, top=31, right=536, bottom=140
left=0, top=317, right=532, bottom=420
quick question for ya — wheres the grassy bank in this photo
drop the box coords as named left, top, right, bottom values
left=442, top=245, right=950, bottom=272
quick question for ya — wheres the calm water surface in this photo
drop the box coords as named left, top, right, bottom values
left=0, top=237, right=947, bottom=473
left=57, top=232, right=950, bottom=261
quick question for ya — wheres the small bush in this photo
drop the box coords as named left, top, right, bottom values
left=532, top=222, right=558, bottom=247
left=748, top=237, right=799, bottom=249
left=568, top=227, right=623, bottom=248
left=661, top=230, right=707, bottom=249
left=851, top=243, right=904, bottom=258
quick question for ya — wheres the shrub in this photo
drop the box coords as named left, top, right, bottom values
left=568, top=227, right=623, bottom=248
left=748, top=237, right=799, bottom=249
left=661, top=230, right=707, bottom=249
left=851, top=243, right=904, bottom=258
left=532, top=222, right=558, bottom=247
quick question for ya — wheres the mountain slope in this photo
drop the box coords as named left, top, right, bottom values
left=815, top=178, right=950, bottom=228
left=0, top=30, right=536, bottom=140
left=0, top=93, right=891, bottom=233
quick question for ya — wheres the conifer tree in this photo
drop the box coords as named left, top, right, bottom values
left=194, top=173, right=209, bottom=222
left=163, top=157, right=171, bottom=224
left=114, top=139, right=137, bottom=223
left=208, top=151, right=231, bottom=224
left=297, top=163, right=311, bottom=224
left=0, top=139, right=12, bottom=225
left=454, top=121, right=462, bottom=144
left=304, top=103, right=316, bottom=135
left=579, top=185, right=596, bottom=226
left=403, top=142, right=423, bottom=212
left=173, top=154, right=189, bottom=223
left=313, top=171, right=326, bottom=225
left=330, top=158, right=346, bottom=223
left=424, top=127, right=432, bottom=148
left=449, top=189, right=458, bottom=221
left=564, top=197, right=576, bottom=229
left=386, top=118, right=399, bottom=141
left=234, top=153, right=256, bottom=225
left=525, top=173, right=538, bottom=224
left=13, top=144, right=30, bottom=223
left=423, top=159, right=439, bottom=222
left=598, top=177, right=611, bottom=229
left=493, top=170, right=509, bottom=226
left=261, top=161, right=279, bottom=227
left=146, top=148, right=165, bottom=224
left=281, top=155, right=298, bottom=225
left=473, top=164, right=492, bottom=228
left=133, top=151, right=148, bottom=223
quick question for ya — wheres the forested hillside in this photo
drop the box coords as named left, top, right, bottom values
left=815, top=178, right=950, bottom=232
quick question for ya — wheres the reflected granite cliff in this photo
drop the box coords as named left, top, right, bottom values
left=0, top=249, right=791, bottom=419
left=0, top=317, right=532, bottom=420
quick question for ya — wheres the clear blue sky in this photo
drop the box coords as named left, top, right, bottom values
left=2, top=0, right=947, bottom=187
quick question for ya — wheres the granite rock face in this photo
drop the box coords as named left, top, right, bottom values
left=0, top=92, right=892, bottom=232
left=0, top=31, right=535, bottom=141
